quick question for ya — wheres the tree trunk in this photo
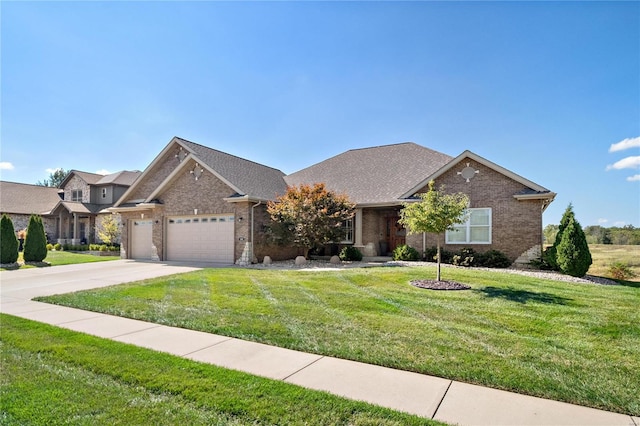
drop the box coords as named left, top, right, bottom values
left=436, top=241, right=441, bottom=282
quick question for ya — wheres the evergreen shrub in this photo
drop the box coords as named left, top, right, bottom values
left=1, top=214, right=19, bottom=264
left=23, top=215, right=48, bottom=263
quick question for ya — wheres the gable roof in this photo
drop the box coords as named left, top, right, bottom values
left=401, top=150, right=555, bottom=199
left=60, top=170, right=103, bottom=187
left=177, top=138, right=288, bottom=200
left=284, top=142, right=453, bottom=205
left=116, top=137, right=288, bottom=205
left=60, top=169, right=141, bottom=188
left=0, top=181, right=62, bottom=215
left=95, top=170, right=141, bottom=186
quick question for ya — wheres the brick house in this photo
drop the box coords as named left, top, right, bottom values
left=113, top=137, right=555, bottom=265
left=0, top=170, right=140, bottom=244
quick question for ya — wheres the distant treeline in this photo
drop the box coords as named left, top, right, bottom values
left=544, top=224, right=640, bottom=245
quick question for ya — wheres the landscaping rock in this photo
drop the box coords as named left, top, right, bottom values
left=329, top=255, right=341, bottom=264
left=263, top=255, right=272, bottom=265
left=295, top=256, right=307, bottom=265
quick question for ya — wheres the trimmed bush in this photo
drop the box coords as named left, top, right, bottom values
left=339, top=246, right=363, bottom=261
left=54, top=243, right=62, bottom=251
left=476, top=250, right=512, bottom=268
left=23, top=215, right=48, bottom=263
left=392, top=244, right=420, bottom=261
left=1, top=214, right=19, bottom=264
left=46, top=243, right=54, bottom=251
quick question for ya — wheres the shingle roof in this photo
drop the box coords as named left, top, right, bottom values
left=284, top=142, right=453, bottom=205
left=177, top=138, right=289, bottom=200
left=66, top=170, right=103, bottom=186
left=0, top=181, right=62, bottom=215
left=95, top=170, right=141, bottom=186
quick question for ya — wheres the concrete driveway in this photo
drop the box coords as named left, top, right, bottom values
left=0, top=259, right=205, bottom=303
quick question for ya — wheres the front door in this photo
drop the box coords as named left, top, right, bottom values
left=385, top=216, right=406, bottom=255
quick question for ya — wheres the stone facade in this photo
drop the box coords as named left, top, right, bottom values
left=64, top=175, right=91, bottom=203
left=4, top=214, right=57, bottom=242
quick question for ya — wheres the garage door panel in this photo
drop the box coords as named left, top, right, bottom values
left=167, top=215, right=234, bottom=263
left=131, top=220, right=153, bottom=260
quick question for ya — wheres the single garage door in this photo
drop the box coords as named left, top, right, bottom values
left=130, top=219, right=153, bottom=259
left=167, top=214, right=234, bottom=263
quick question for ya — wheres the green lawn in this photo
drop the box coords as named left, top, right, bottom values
left=1, top=314, right=436, bottom=425
left=37, top=266, right=640, bottom=416
left=1, top=251, right=119, bottom=270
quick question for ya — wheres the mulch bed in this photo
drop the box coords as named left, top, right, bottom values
left=410, top=279, right=471, bottom=291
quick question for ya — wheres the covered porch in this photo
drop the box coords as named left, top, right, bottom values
left=47, top=202, right=104, bottom=245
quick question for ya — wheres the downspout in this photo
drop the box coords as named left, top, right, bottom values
left=251, top=201, right=262, bottom=263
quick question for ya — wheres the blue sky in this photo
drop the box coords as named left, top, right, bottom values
left=1, top=1, right=638, bottom=227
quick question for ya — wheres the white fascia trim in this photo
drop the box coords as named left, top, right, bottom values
left=107, top=203, right=158, bottom=213
left=513, top=192, right=557, bottom=201
left=223, top=194, right=273, bottom=203
left=400, top=150, right=551, bottom=199
left=114, top=137, right=194, bottom=207
left=144, top=153, right=242, bottom=202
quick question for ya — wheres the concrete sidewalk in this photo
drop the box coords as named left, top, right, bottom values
left=1, top=260, right=637, bottom=426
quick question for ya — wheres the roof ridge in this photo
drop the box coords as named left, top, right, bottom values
left=175, top=136, right=286, bottom=174
left=345, top=141, right=418, bottom=153
left=0, top=180, right=61, bottom=188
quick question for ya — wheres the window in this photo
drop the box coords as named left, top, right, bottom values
left=71, top=190, right=82, bottom=202
left=446, top=208, right=491, bottom=244
left=342, top=219, right=354, bottom=243
left=101, top=188, right=107, bottom=198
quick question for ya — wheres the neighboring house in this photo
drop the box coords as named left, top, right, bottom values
left=0, top=170, right=141, bottom=244
left=113, top=137, right=555, bottom=265
left=0, top=182, right=63, bottom=238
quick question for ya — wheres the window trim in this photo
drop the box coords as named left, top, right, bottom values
left=446, top=207, right=492, bottom=245
left=101, top=188, right=107, bottom=198
left=71, top=189, right=83, bottom=202
left=341, top=218, right=354, bottom=244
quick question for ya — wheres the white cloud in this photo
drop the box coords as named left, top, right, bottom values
left=606, top=156, right=640, bottom=171
left=597, top=218, right=609, bottom=224
left=0, top=162, right=15, bottom=170
left=627, top=174, right=640, bottom=182
left=95, top=169, right=111, bottom=175
left=45, top=167, right=64, bottom=174
left=609, top=136, right=640, bottom=152
left=614, top=221, right=627, bottom=227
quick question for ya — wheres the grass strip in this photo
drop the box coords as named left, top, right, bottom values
left=0, top=314, right=440, bottom=425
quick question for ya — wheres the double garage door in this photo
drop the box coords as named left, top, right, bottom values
left=167, top=214, right=235, bottom=263
left=130, top=214, right=235, bottom=263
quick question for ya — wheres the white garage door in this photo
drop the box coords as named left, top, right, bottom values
left=167, top=214, right=234, bottom=263
left=131, top=220, right=153, bottom=259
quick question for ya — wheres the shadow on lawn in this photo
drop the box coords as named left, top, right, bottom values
left=477, top=286, right=573, bottom=305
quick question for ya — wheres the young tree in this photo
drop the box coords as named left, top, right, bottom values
left=23, top=215, right=48, bottom=263
left=36, top=168, right=68, bottom=187
left=399, top=181, right=469, bottom=281
left=0, top=214, right=19, bottom=264
left=96, top=214, right=122, bottom=244
left=267, top=183, right=355, bottom=258
left=556, top=214, right=592, bottom=277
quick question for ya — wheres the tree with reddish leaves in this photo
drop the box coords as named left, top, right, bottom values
left=267, top=183, right=355, bottom=258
